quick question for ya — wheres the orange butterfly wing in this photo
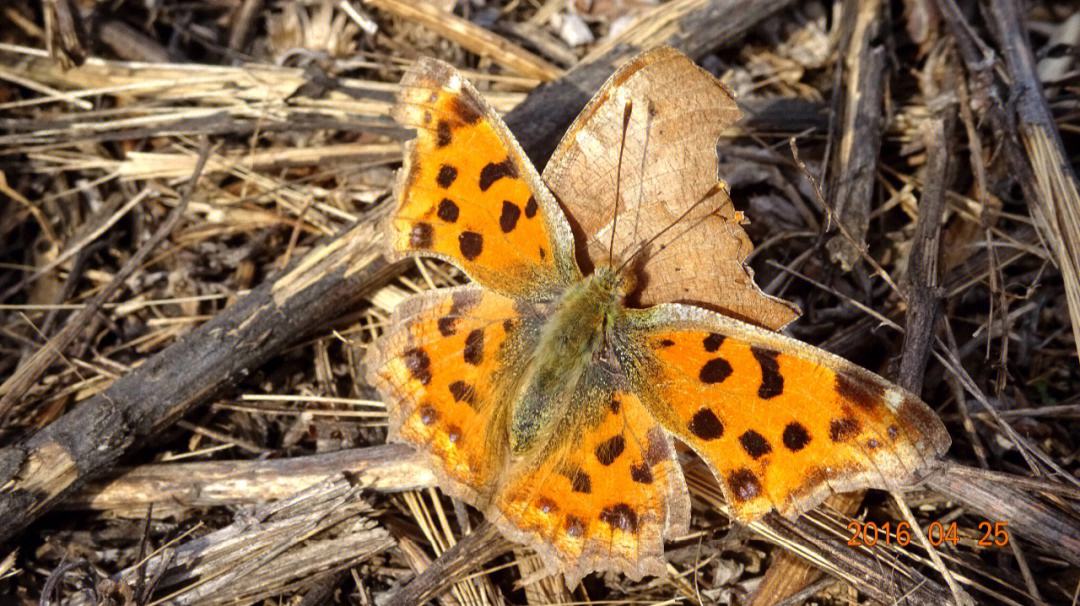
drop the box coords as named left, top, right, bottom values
left=391, top=58, right=580, bottom=298
left=365, top=285, right=532, bottom=501
left=492, top=390, right=688, bottom=583
left=617, top=304, right=951, bottom=520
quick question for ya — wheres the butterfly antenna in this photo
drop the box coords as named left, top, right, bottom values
left=615, top=182, right=726, bottom=275
left=609, top=100, right=634, bottom=266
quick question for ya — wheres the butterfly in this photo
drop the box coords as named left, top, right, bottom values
left=365, top=47, right=951, bottom=583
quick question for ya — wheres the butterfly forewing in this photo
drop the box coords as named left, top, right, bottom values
left=616, top=303, right=951, bottom=520
left=392, top=58, right=580, bottom=299
left=543, top=46, right=799, bottom=329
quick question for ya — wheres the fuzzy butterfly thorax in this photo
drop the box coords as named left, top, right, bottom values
left=366, top=47, right=951, bottom=584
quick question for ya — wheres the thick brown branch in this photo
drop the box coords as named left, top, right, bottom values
left=825, top=0, right=887, bottom=270
left=900, top=111, right=956, bottom=393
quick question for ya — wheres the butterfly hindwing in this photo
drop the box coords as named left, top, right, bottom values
left=616, top=303, right=951, bottom=520
left=491, top=389, right=689, bottom=583
left=392, top=59, right=580, bottom=299
left=365, top=285, right=541, bottom=501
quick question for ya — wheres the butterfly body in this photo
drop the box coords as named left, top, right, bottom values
left=508, top=266, right=627, bottom=456
left=368, top=48, right=951, bottom=583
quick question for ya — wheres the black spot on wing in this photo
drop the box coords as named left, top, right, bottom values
left=738, top=429, right=773, bottom=459
left=728, top=468, right=761, bottom=502
left=782, top=421, right=811, bottom=451
left=437, top=316, right=457, bottom=337
left=689, top=408, right=724, bottom=440
left=449, top=95, right=482, bottom=124
left=438, top=289, right=476, bottom=336
left=418, top=405, right=437, bottom=425
left=565, top=515, right=585, bottom=537
left=829, top=417, right=860, bottom=442
left=436, top=120, right=452, bottom=147
left=751, top=347, right=784, bottom=399
left=594, top=435, right=625, bottom=466
left=630, top=462, right=653, bottom=484
left=524, top=195, right=538, bottom=218
left=479, top=158, right=518, bottom=191
left=436, top=164, right=457, bottom=188
left=566, top=468, right=591, bottom=493
left=703, top=333, right=725, bottom=352
left=409, top=223, right=433, bottom=248
left=436, top=199, right=459, bottom=223
left=448, top=380, right=476, bottom=406
left=835, top=369, right=885, bottom=411
left=463, top=328, right=484, bottom=365
left=499, top=201, right=521, bottom=232
left=458, top=231, right=484, bottom=260
left=699, top=358, right=733, bottom=384
left=404, top=347, right=432, bottom=385
left=599, top=503, right=638, bottom=532
left=446, top=425, right=462, bottom=444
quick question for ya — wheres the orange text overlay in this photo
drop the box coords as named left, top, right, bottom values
left=846, top=520, right=1010, bottom=548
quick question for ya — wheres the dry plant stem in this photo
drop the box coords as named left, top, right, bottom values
left=825, top=0, right=887, bottom=270
left=0, top=51, right=813, bottom=154
left=986, top=0, right=1080, bottom=363
left=506, top=0, right=797, bottom=168
left=897, top=112, right=967, bottom=604
left=67, top=444, right=430, bottom=513
left=111, top=477, right=394, bottom=606
left=938, top=0, right=1080, bottom=361
left=42, top=0, right=85, bottom=68
left=900, top=111, right=954, bottom=393
left=0, top=0, right=791, bottom=546
left=384, top=521, right=509, bottom=606
left=96, top=19, right=171, bottom=62
left=0, top=217, right=396, bottom=544
left=0, top=142, right=211, bottom=424
left=227, top=0, right=263, bottom=52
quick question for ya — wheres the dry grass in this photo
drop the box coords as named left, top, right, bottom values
left=1, top=0, right=1078, bottom=604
